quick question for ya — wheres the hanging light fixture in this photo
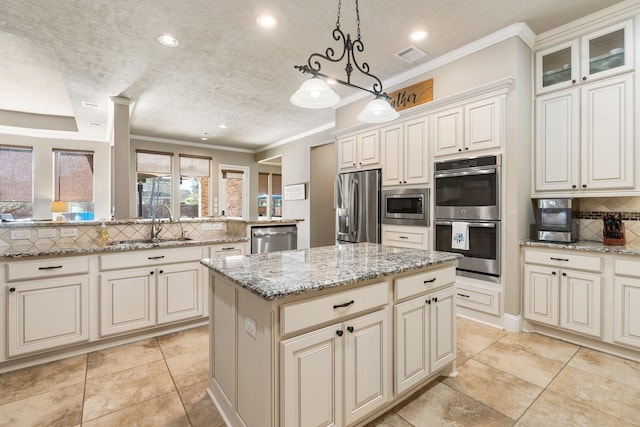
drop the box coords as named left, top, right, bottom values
left=291, top=0, right=399, bottom=123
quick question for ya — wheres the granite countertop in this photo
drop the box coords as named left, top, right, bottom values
left=201, top=242, right=462, bottom=301
left=0, top=217, right=303, bottom=228
left=0, top=236, right=249, bottom=260
left=521, top=239, right=640, bottom=257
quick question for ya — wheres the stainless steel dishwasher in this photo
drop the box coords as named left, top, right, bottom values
left=251, top=225, right=298, bottom=254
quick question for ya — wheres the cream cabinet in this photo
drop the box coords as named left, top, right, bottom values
left=281, top=308, right=390, bottom=427
left=613, top=258, right=640, bottom=350
left=394, top=267, right=455, bottom=395
left=337, top=129, right=380, bottom=172
left=523, top=249, right=603, bottom=338
left=536, top=20, right=633, bottom=94
left=380, top=116, right=428, bottom=186
left=534, top=74, right=634, bottom=193
left=99, top=247, right=205, bottom=337
left=7, top=274, right=89, bottom=357
left=381, top=225, right=430, bottom=250
left=210, top=242, right=245, bottom=259
left=431, top=95, right=504, bottom=157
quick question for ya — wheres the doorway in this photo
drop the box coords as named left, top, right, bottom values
left=310, top=143, right=336, bottom=247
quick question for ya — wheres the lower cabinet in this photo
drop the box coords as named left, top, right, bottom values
left=100, top=261, right=203, bottom=337
left=613, top=259, right=640, bottom=350
left=395, top=286, right=455, bottom=394
left=281, top=309, right=390, bottom=427
left=7, top=275, right=89, bottom=357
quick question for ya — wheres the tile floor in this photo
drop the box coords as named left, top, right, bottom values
left=0, top=318, right=639, bottom=426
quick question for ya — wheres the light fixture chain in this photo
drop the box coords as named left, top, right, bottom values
left=336, top=0, right=342, bottom=29
left=355, top=0, right=361, bottom=41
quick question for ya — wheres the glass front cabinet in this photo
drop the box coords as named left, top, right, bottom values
left=536, top=19, right=633, bottom=94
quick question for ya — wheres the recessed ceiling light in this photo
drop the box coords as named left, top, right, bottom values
left=256, top=15, right=277, bottom=29
left=201, top=137, right=208, bottom=141
left=409, top=30, right=428, bottom=42
left=157, top=34, right=179, bottom=47
left=219, top=124, right=227, bottom=129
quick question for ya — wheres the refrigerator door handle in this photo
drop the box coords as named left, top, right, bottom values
left=352, top=177, right=359, bottom=237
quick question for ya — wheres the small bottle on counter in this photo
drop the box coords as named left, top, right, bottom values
left=97, top=223, right=110, bottom=247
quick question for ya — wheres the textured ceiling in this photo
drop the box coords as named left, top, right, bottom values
left=0, top=0, right=624, bottom=151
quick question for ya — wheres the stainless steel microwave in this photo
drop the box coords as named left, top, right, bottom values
left=382, top=188, right=429, bottom=226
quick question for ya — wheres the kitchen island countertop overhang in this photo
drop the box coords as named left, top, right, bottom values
left=200, top=242, right=463, bottom=300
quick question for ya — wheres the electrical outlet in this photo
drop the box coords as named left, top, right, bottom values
left=244, top=316, right=257, bottom=339
left=37, top=229, right=57, bottom=238
left=10, top=230, right=31, bottom=240
left=60, top=228, right=78, bottom=237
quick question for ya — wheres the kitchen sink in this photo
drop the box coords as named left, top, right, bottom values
left=107, top=237, right=193, bottom=246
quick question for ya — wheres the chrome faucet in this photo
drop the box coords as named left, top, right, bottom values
left=150, top=205, right=173, bottom=240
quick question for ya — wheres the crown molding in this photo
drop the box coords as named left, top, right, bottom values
left=130, top=134, right=255, bottom=153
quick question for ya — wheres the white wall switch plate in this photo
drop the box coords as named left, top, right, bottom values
left=60, top=228, right=78, bottom=237
left=10, top=230, right=31, bottom=240
left=244, top=316, right=257, bottom=339
left=37, top=229, right=57, bottom=238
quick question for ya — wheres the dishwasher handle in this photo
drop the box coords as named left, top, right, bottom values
left=253, top=230, right=297, bottom=237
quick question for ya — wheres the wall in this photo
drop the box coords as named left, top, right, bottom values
left=310, top=143, right=337, bottom=247
left=0, top=134, right=111, bottom=219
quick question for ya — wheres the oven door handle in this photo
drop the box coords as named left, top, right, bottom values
left=434, top=168, right=496, bottom=178
left=435, top=220, right=497, bottom=228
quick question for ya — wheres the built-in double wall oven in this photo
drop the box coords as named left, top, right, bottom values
left=434, top=155, right=501, bottom=282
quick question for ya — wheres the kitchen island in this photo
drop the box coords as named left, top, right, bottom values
left=201, top=242, right=461, bottom=427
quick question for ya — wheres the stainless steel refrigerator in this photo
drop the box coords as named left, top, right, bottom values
left=335, top=169, right=381, bottom=243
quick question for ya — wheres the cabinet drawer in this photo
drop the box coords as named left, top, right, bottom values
left=384, top=230, right=427, bottom=247
left=523, top=249, right=602, bottom=272
left=395, top=266, right=456, bottom=301
left=614, top=259, right=640, bottom=278
left=100, top=246, right=204, bottom=270
left=280, top=281, right=389, bottom=336
left=7, top=257, right=89, bottom=281
left=455, top=284, right=500, bottom=316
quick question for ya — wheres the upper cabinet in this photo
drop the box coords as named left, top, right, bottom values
left=337, top=129, right=381, bottom=172
left=431, top=95, right=504, bottom=157
left=380, top=116, right=429, bottom=186
left=536, top=19, right=634, bottom=95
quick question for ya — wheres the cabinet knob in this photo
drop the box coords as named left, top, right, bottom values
left=150, top=271, right=155, bottom=275
left=403, top=180, right=407, bottom=184
left=9, top=287, right=16, bottom=292
left=572, top=79, right=577, bottom=84
left=583, top=76, right=587, bottom=81
left=458, top=149, right=462, bottom=152
left=465, top=147, right=469, bottom=150
left=426, top=299, right=431, bottom=304
left=552, top=271, right=557, bottom=275
left=336, top=330, right=344, bottom=337
left=347, top=326, right=354, bottom=333
left=582, top=184, right=587, bottom=188
left=571, top=185, right=577, bottom=189
left=433, top=297, right=438, bottom=303
left=399, top=180, right=402, bottom=184
left=562, top=272, right=567, bottom=277
left=159, top=269, right=164, bottom=274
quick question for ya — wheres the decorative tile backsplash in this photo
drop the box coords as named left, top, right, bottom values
left=577, top=197, right=640, bottom=244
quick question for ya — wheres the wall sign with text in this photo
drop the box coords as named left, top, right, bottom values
left=387, top=78, right=433, bottom=112
left=283, top=183, right=306, bottom=201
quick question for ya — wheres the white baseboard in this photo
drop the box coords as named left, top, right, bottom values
left=503, top=313, right=522, bottom=333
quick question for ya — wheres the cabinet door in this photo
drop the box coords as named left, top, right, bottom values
left=534, top=88, right=580, bottom=191
left=381, top=123, right=404, bottom=186
left=430, top=287, right=455, bottom=372
left=404, top=117, right=429, bottom=185
left=7, top=275, right=89, bottom=357
left=580, top=74, right=634, bottom=190
left=358, top=130, right=380, bottom=168
left=536, top=39, right=579, bottom=94
left=344, top=309, right=390, bottom=425
left=394, top=296, right=429, bottom=394
left=464, top=96, right=503, bottom=153
left=581, top=19, right=634, bottom=83
left=281, top=324, right=343, bottom=427
left=523, top=265, right=559, bottom=326
left=432, top=107, right=463, bottom=157
left=157, top=262, right=203, bottom=325
left=100, top=268, right=156, bottom=336
left=337, top=135, right=357, bottom=171
left=560, top=270, right=602, bottom=338
left=613, top=276, right=640, bottom=349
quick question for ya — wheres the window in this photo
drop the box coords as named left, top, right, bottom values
left=271, top=173, right=282, bottom=217
left=220, top=166, right=248, bottom=218
left=136, top=151, right=172, bottom=218
left=257, top=172, right=282, bottom=218
left=180, top=155, right=211, bottom=217
left=0, top=146, right=33, bottom=219
left=54, top=150, right=94, bottom=220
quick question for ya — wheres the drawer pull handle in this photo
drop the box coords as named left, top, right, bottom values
left=148, top=255, right=165, bottom=260
left=38, top=265, right=63, bottom=270
left=550, top=257, right=569, bottom=262
left=221, top=247, right=235, bottom=251
left=399, top=236, right=408, bottom=239
left=424, top=278, right=436, bottom=283
left=333, top=300, right=355, bottom=309
left=457, top=293, right=470, bottom=298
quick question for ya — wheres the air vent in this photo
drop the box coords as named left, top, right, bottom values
left=396, top=45, right=427, bottom=63
left=82, top=101, right=101, bottom=109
